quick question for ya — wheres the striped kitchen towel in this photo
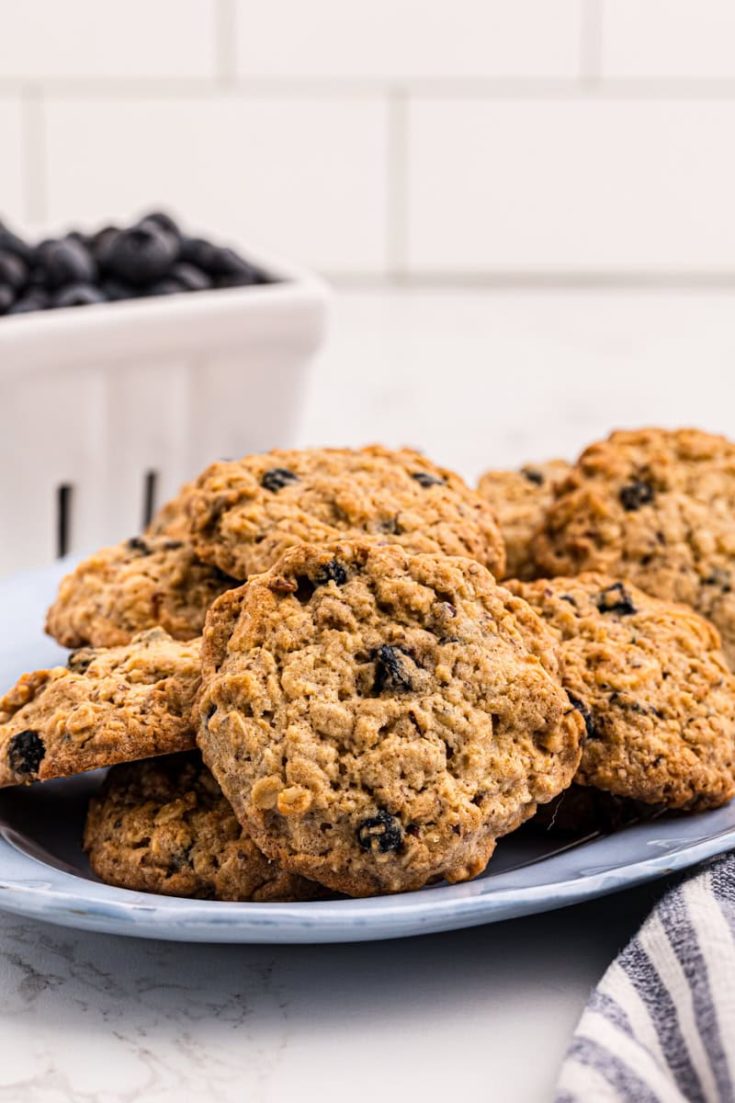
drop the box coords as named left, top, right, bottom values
left=556, top=853, right=735, bottom=1102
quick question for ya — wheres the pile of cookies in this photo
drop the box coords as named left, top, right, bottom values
left=2, top=430, right=735, bottom=901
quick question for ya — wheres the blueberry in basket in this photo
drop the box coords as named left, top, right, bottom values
left=0, top=212, right=271, bottom=316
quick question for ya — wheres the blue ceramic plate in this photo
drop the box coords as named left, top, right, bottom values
left=1, top=561, right=734, bottom=944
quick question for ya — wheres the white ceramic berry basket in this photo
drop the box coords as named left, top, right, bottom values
left=0, top=238, right=329, bottom=576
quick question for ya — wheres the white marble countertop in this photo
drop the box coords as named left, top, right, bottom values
left=4, top=286, right=735, bottom=1102
left=0, top=881, right=668, bottom=1103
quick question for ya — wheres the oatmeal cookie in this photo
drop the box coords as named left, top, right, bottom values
left=0, top=629, right=199, bottom=786
left=534, top=428, right=735, bottom=665
left=197, top=541, right=583, bottom=897
left=477, top=459, right=571, bottom=580
left=509, top=573, right=735, bottom=809
left=46, top=535, right=235, bottom=649
left=186, top=445, right=506, bottom=582
left=84, top=753, right=325, bottom=901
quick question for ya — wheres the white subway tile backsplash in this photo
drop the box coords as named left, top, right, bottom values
left=4, top=0, right=735, bottom=281
left=235, top=0, right=584, bottom=80
left=407, top=98, right=735, bottom=272
left=0, top=98, right=25, bottom=223
left=44, top=96, right=388, bottom=273
left=0, top=0, right=217, bottom=80
left=603, top=0, right=735, bottom=79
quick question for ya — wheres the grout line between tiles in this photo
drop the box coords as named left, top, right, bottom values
left=8, top=77, right=735, bottom=101
left=579, top=0, right=604, bottom=84
left=20, top=86, right=46, bottom=224
left=215, top=0, right=238, bottom=88
left=385, top=87, right=409, bottom=279
left=323, top=271, right=735, bottom=291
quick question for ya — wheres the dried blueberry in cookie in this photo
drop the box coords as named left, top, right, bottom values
left=596, top=582, right=637, bottom=616
left=261, top=468, right=300, bottom=493
left=356, top=811, right=404, bottom=854
left=126, top=536, right=152, bottom=555
left=7, top=730, right=45, bottom=776
left=316, top=559, right=349, bottom=586
left=411, top=472, right=445, bottom=488
left=566, top=695, right=598, bottom=741
left=371, top=645, right=413, bottom=694
left=619, top=479, right=655, bottom=512
left=521, top=467, right=545, bottom=487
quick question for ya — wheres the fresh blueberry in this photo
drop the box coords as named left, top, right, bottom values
left=179, top=237, right=220, bottom=272
left=169, top=262, right=212, bottom=291
left=179, top=239, right=258, bottom=280
left=0, top=214, right=269, bottom=314
left=0, top=251, right=28, bottom=291
left=101, top=223, right=179, bottom=286
left=7, top=289, right=48, bottom=314
left=90, top=225, right=120, bottom=262
left=0, top=284, right=15, bottom=314
left=52, top=283, right=106, bottom=308
left=66, top=230, right=91, bottom=248
left=210, top=246, right=256, bottom=277
left=147, top=278, right=186, bottom=296
left=101, top=277, right=136, bottom=302
left=215, top=251, right=267, bottom=285
left=0, top=224, right=33, bottom=264
left=140, top=210, right=181, bottom=237
left=37, top=237, right=97, bottom=290
left=215, top=270, right=260, bottom=288
left=24, top=264, right=47, bottom=288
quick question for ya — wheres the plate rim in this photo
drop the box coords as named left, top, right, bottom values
left=0, top=817, right=733, bottom=943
